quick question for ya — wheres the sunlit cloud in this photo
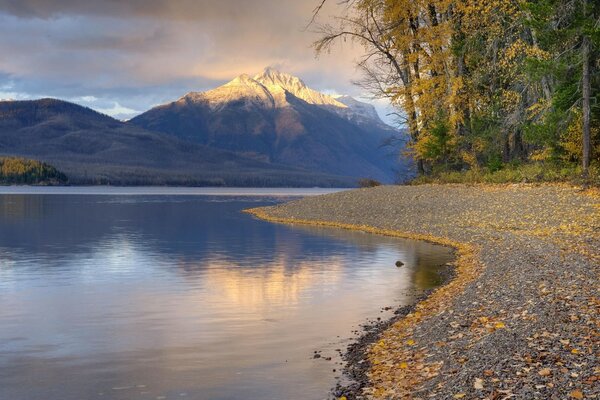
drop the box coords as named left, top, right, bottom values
left=0, top=0, right=395, bottom=123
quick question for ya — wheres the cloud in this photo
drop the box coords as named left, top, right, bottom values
left=95, top=102, right=141, bottom=120
left=0, top=0, right=328, bottom=21
left=0, top=0, right=393, bottom=122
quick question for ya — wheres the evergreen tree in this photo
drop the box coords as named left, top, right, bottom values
left=315, top=0, right=599, bottom=180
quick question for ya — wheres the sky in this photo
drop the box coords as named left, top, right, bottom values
left=0, top=0, right=394, bottom=122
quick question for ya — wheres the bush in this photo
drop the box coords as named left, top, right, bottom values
left=358, top=178, right=382, bottom=188
left=411, top=162, right=599, bottom=186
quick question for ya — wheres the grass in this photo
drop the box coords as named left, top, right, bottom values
left=411, top=162, right=600, bottom=186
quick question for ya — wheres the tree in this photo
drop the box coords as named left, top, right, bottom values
left=523, top=0, right=599, bottom=174
left=314, top=0, right=599, bottom=179
left=0, top=157, right=68, bottom=185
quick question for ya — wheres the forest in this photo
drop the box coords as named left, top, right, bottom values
left=316, top=0, right=600, bottom=183
left=0, top=157, right=68, bottom=185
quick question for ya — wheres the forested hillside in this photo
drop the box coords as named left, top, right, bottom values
left=0, top=99, right=358, bottom=187
left=0, top=157, right=67, bottom=185
left=317, top=0, right=599, bottom=183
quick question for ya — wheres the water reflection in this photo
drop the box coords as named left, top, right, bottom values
left=0, top=193, right=453, bottom=400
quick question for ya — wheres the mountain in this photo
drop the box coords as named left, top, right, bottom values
left=332, top=95, right=385, bottom=126
left=0, top=98, right=355, bottom=186
left=254, top=67, right=348, bottom=108
left=131, top=68, right=407, bottom=182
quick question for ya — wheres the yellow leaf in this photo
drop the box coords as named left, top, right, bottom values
left=571, top=349, right=580, bottom=354
left=569, top=390, right=583, bottom=399
left=453, top=394, right=466, bottom=399
left=399, top=362, right=408, bottom=369
left=538, top=368, right=551, bottom=376
left=474, top=378, right=484, bottom=390
left=494, top=322, right=506, bottom=329
left=406, top=339, right=416, bottom=346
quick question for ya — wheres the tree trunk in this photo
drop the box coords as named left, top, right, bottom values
left=417, top=159, right=425, bottom=175
left=512, top=129, right=525, bottom=161
left=582, top=34, right=591, bottom=176
left=503, top=132, right=511, bottom=163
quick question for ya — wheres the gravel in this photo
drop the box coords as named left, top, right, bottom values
left=248, top=184, right=599, bottom=399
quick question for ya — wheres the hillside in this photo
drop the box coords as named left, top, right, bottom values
left=131, top=68, right=409, bottom=183
left=0, top=99, right=356, bottom=186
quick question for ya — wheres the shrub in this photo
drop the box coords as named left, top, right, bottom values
left=358, top=178, right=382, bottom=188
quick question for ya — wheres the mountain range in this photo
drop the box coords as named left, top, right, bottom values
left=0, top=68, right=409, bottom=186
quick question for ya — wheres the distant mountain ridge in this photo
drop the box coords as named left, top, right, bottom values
left=0, top=68, right=409, bottom=186
left=332, top=95, right=386, bottom=127
left=132, top=68, right=407, bottom=183
left=0, top=98, right=355, bottom=186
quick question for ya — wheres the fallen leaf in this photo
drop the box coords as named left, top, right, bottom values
left=453, top=394, right=466, bottom=399
left=539, top=368, right=552, bottom=376
left=569, top=390, right=583, bottom=399
left=474, top=378, right=484, bottom=390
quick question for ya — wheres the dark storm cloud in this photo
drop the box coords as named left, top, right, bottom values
left=0, top=0, right=384, bottom=120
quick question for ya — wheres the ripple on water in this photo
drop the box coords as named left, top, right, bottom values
left=0, top=192, right=453, bottom=400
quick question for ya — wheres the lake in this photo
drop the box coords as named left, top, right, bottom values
left=0, top=188, right=454, bottom=400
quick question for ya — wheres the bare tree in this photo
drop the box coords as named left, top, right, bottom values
left=312, top=0, right=425, bottom=173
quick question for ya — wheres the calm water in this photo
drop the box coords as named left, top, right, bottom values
left=0, top=188, right=453, bottom=400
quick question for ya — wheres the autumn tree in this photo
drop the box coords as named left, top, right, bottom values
left=314, top=0, right=599, bottom=180
left=523, top=0, right=600, bottom=175
left=0, top=157, right=68, bottom=185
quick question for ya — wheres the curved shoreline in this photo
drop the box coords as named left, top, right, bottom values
left=332, top=262, right=457, bottom=399
left=245, top=185, right=599, bottom=399
left=244, top=208, right=482, bottom=399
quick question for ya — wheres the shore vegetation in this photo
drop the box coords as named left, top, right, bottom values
left=0, top=157, right=68, bottom=185
left=315, top=0, right=600, bottom=183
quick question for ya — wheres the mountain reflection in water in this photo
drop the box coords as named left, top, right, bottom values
left=0, top=192, right=453, bottom=400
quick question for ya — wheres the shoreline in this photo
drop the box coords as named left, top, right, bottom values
left=245, top=185, right=599, bottom=399
left=331, top=263, right=457, bottom=399
left=244, top=207, right=480, bottom=400
left=0, top=186, right=348, bottom=197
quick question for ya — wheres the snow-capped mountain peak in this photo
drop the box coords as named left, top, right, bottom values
left=333, top=95, right=382, bottom=123
left=254, top=67, right=347, bottom=109
left=253, top=67, right=306, bottom=92
left=182, top=72, right=278, bottom=110
left=174, top=68, right=388, bottom=126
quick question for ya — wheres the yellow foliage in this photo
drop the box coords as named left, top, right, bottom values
left=461, top=151, right=479, bottom=169
left=527, top=99, right=551, bottom=119
left=560, top=111, right=600, bottom=162
left=500, top=90, right=522, bottom=112
left=530, top=148, right=554, bottom=162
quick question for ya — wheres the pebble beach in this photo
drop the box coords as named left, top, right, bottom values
left=247, top=184, right=599, bottom=399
